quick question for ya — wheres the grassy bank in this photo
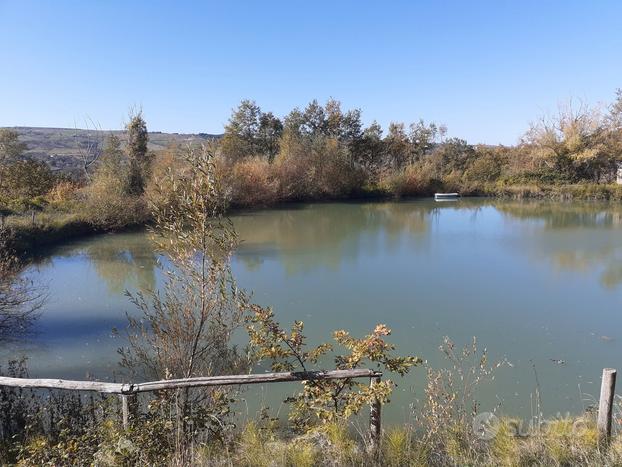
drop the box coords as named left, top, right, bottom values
left=4, top=181, right=621, bottom=258
left=3, top=212, right=147, bottom=258
left=5, top=405, right=622, bottom=466
left=472, top=182, right=622, bottom=201
left=170, top=418, right=622, bottom=466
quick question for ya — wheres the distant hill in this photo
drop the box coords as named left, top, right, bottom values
left=3, top=127, right=222, bottom=174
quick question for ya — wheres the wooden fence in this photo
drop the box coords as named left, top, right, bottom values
left=1, top=367, right=619, bottom=449
left=0, top=368, right=384, bottom=449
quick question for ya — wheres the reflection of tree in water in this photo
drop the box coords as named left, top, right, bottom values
left=545, top=247, right=622, bottom=290
left=497, top=201, right=622, bottom=288
left=83, top=233, right=158, bottom=293
left=233, top=199, right=622, bottom=288
left=602, top=263, right=622, bottom=289
left=496, top=201, right=622, bottom=229
left=26, top=232, right=159, bottom=294
left=233, top=202, right=439, bottom=275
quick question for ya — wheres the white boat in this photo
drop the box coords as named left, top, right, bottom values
left=434, top=193, right=460, bottom=201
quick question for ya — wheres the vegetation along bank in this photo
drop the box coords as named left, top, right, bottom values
left=2, top=89, right=622, bottom=255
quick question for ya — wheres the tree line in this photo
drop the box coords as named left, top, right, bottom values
left=218, top=92, right=622, bottom=207
left=1, top=91, right=621, bottom=235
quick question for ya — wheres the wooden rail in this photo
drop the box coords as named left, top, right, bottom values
left=4, top=366, right=620, bottom=450
left=0, top=368, right=380, bottom=394
left=0, top=368, right=384, bottom=447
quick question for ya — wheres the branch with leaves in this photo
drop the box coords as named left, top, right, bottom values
left=246, top=305, right=422, bottom=430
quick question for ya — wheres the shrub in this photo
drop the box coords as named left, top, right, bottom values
left=273, top=131, right=318, bottom=200
left=81, top=149, right=148, bottom=229
left=120, top=146, right=249, bottom=453
left=45, top=180, right=82, bottom=212
left=465, top=146, right=510, bottom=183
left=380, top=165, right=440, bottom=197
left=231, top=157, right=278, bottom=207
left=81, top=183, right=148, bottom=229
left=275, top=133, right=365, bottom=201
left=0, top=159, right=57, bottom=201
left=247, top=305, right=420, bottom=431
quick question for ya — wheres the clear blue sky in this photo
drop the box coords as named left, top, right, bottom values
left=1, top=0, right=621, bottom=144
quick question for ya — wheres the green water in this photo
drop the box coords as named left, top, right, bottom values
left=9, top=199, right=622, bottom=423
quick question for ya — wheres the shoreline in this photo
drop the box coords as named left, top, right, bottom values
left=7, top=182, right=622, bottom=259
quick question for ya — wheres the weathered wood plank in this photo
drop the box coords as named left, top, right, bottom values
left=0, top=376, right=124, bottom=393
left=131, top=369, right=382, bottom=393
left=120, top=394, right=130, bottom=430
left=597, top=368, right=617, bottom=445
left=120, top=394, right=138, bottom=430
left=369, top=376, right=382, bottom=452
left=0, top=369, right=382, bottom=394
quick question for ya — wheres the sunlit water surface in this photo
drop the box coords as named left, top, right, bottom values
left=7, top=199, right=622, bottom=424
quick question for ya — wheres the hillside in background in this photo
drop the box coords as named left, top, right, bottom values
left=3, top=126, right=221, bottom=174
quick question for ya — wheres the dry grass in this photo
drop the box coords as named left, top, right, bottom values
left=230, top=157, right=279, bottom=207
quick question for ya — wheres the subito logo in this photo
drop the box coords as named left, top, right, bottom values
left=472, top=412, right=500, bottom=440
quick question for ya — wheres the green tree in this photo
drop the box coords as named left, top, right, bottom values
left=288, top=99, right=363, bottom=141
left=384, top=123, right=410, bottom=169
left=0, top=159, right=55, bottom=203
left=301, top=99, right=327, bottom=135
left=465, top=145, right=510, bottom=182
left=351, top=121, right=385, bottom=175
left=257, top=111, right=283, bottom=162
left=283, top=107, right=306, bottom=135
left=324, top=98, right=363, bottom=141
left=408, top=120, right=445, bottom=164
left=221, top=100, right=262, bottom=161
left=126, top=111, right=150, bottom=195
left=428, top=138, right=475, bottom=178
left=0, top=129, right=26, bottom=164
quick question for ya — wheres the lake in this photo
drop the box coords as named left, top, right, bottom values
left=7, top=198, right=622, bottom=424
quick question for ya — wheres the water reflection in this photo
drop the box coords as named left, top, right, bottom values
left=233, top=200, right=622, bottom=289
left=41, top=200, right=622, bottom=290
left=9, top=199, right=622, bottom=421
left=83, top=233, right=158, bottom=294
left=33, top=232, right=159, bottom=294
left=497, top=201, right=622, bottom=229
left=495, top=201, right=622, bottom=288
left=28, top=200, right=622, bottom=297
left=234, top=202, right=436, bottom=275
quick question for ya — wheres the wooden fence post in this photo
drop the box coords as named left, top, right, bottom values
left=369, top=375, right=382, bottom=452
left=598, top=368, right=617, bottom=444
left=120, top=394, right=137, bottom=430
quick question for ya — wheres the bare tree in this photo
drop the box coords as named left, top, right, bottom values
left=74, top=117, right=104, bottom=182
left=522, top=99, right=618, bottom=181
